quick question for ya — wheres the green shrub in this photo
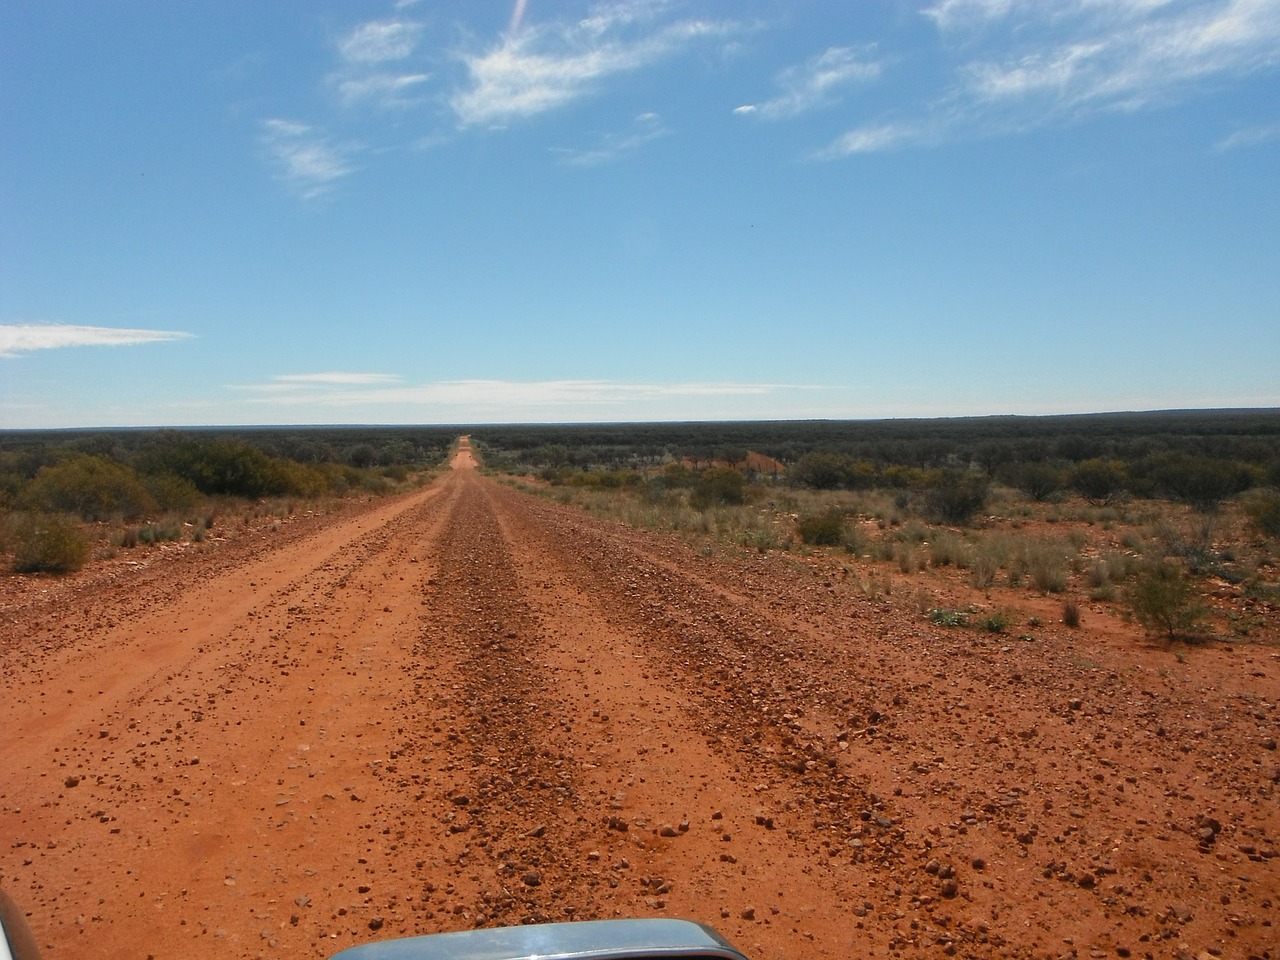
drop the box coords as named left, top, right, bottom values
left=930, top=608, right=969, bottom=627
left=23, top=454, right=153, bottom=521
left=144, top=472, right=201, bottom=513
left=690, top=467, right=746, bottom=510
left=979, top=611, right=1010, bottom=633
left=6, top=512, right=90, bottom=574
left=1123, top=561, right=1208, bottom=640
left=137, top=523, right=182, bottom=545
left=920, top=469, right=989, bottom=526
left=1005, top=462, right=1065, bottom=501
left=1149, top=454, right=1258, bottom=512
left=1071, top=458, right=1128, bottom=505
left=929, top=530, right=972, bottom=568
left=796, top=509, right=844, bottom=546
left=1245, top=489, right=1280, bottom=538
left=1021, top=541, right=1071, bottom=593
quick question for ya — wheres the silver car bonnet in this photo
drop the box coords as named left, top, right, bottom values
left=326, top=918, right=750, bottom=960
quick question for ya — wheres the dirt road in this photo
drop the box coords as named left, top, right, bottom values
left=2, top=442, right=1277, bottom=959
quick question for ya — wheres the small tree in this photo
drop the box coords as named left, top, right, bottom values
left=1124, top=561, right=1208, bottom=640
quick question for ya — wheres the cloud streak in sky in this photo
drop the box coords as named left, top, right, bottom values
left=553, top=112, right=668, bottom=166
left=260, top=119, right=356, bottom=197
left=734, top=46, right=882, bottom=120
left=235, top=376, right=803, bottom=410
left=0, top=324, right=192, bottom=358
left=824, top=0, right=1280, bottom=155
left=331, top=17, right=430, bottom=109
left=338, top=19, right=423, bottom=64
left=451, top=0, right=737, bottom=126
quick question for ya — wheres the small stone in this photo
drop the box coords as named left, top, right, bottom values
left=740, top=907, right=756, bottom=921
left=1263, top=737, right=1277, bottom=751
left=522, top=871, right=542, bottom=887
left=64, top=776, right=80, bottom=788
left=659, top=824, right=678, bottom=837
left=939, top=879, right=959, bottom=898
left=368, top=918, right=384, bottom=932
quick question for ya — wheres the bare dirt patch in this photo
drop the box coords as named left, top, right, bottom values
left=2, top=456, right=1277, bottom=960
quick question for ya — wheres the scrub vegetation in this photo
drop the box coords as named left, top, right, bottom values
left=474, top=409, right=1280, bottom=645
left=0, top=427, right=453, bottom=573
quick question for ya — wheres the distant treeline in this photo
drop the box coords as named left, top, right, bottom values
left=470, top=409, right=1279, bottom=469
left=0, top=427, right=455, bottom=520
left=469, top=410, right=1280, bottom=514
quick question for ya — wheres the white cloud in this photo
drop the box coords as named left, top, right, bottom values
left=829, top=0, right=1280, bottom=154
left=957, top=1, right=1280, bottom=113
left=260, top=118, right=356, bottom=197
left=1215, top=120, right=1280, bottom=149
left=334, top=72, right=431, bottom=108
left=816, top=122, right=924, bottom=158
left=271, top=372, right=404, bottom=386
left=554, top=111, right=668, bottom=166
left=234, top=377, right=796, bottom=409
left=339, top=19, right=423, bottom=64
left=451, top=1, right=738, bottom=126
left=0, top=323, right=191, bottom=358
left=736, top=46, right=882, bottom=120
left=330, top=17, right=431, bottom=110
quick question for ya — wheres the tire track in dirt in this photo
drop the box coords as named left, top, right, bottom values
left=475, top=480, right=1280, bottom=959
left=0, top=482, right=463, bottom=959
left=4, top=453, right=1277, bottom=960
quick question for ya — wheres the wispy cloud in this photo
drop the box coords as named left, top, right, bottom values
left=339, top=19, right=423, bottom=64
left=260, top=118, right=356, bottom=197
left=825, top=0, right=1280, bottom=155
left=1216, top=120, right=1280, bottom=149
left=333, top=71, right=431, bottom=108
left=553, top=111, right=668, bottom=166
left=734, top=46, right=882, bottom=120
left=331, top=17, right=431, bottom=109
left=815, top=122, right=926, bottom=158
left=270, top=372, right=405, bottom=386
left=0, top=323, right=192, bottom=358
left=234, top=376, right=796, bottom=409
left=451, top=0, right=738, bottom=126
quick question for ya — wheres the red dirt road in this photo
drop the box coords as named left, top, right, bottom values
left=2, top=441, right=1278, bottom=960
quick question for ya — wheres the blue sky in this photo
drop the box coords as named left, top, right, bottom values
left=2, top=0, right=1278, bottom=428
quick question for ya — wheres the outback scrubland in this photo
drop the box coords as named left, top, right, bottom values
left=1, top=413, right=1277, bottom=960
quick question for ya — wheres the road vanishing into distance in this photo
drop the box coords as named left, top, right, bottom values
left=2, top=439, right=1278, bottom=960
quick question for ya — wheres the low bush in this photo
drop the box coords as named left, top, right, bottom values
left=1062, top=599, right=1081, bottom=628
left=23, top=454, right=153, bottom=521
left=979, top=611, right=1010, bottom=633
left=690, top=467, right=746, bottom=510
left=1245, top=489, right=1280, bottom=538
left=796, top=509, right=845, bottom=546
left=1123, top=560, right=1208, bottom=640
left=920, top=469, right=989, bottom=525
left=930, top=608, right=969, bottom=627
left=5, top=512, right=90, bottom=574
